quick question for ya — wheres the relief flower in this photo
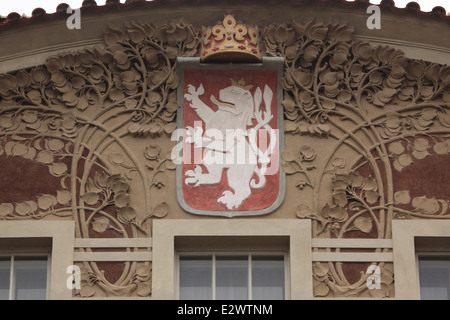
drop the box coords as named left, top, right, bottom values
left=299, top=145, right=316, bottom=161
left=145, top=144, right=161, bottom=160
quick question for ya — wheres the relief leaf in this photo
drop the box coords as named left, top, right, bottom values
left=433, top=142, right=449, bottom=155
left=57, top=190, right=72, bottom=205
left=11, top=143, right=28, bottom=157
left=114, top=191, right=130, bottom=208
left=15, top=201, right=37, bottom=216
left=118, top=206, right=136, bottom=223
left=284, top=120, right=298, bottom=133
left=0, top=203, right=14, bottom=217
left=354, top=216, right=373, bottom=233
left=313, top=262, right=329, bottom=278
left=80, top=284, right=96, bottom=298
left=163, top=123, right=177, bottom=135
left=388, top=141, right=404, bottom=155
left=413, top=138, right=429, bottom=152
left=281, top=150, right=296, bottom=162
left=153, top=202, right=168, bottom=218
left=81, top=192, right=99, bottom=206
left=365, top=190, right=379, bottom=204
left=36, top=150, right=54, bottom=164
left=398, top=154, right=413, bottom=167
left=394, top=190, right=411, bottom=205
left=136, top=282, right=151, bottom=297
left=49, top=162, right=68, bottom=176
left=314, top=282, right=330, bottom=297
left=37, top=194, right=57, bottom=210
left=281, top=162, right=298, bottom=174
left=296, top=204, right=311, bottom=218
left=92, top=217, right=110, bottom=233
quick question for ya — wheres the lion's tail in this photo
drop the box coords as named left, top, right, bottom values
left=250, top=166, right=266, bottom=189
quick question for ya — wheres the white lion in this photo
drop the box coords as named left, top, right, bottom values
left=183, top=79, right=275, bottom=210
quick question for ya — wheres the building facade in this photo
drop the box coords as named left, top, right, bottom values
left=0, top=0, right=449, bottom=300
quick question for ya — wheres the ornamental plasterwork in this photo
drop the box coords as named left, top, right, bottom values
left=0, top=16, right=449, bottom=298
left=0, top=19, right=199, bottom=297
left=263, top=19, right=450, bottom=297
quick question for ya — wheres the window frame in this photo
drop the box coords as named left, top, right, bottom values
left=0, top=253, right=51, bottom=300
left=176, top=251, right=289, bottom=300
left=416, top=253, right=450, bottom=300
left=152, top=219, right=313, bottom=299
left=0, top=221, right=75, bottom=300
left=392, top=220, right=450, bottom=299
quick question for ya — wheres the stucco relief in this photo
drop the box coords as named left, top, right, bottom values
left=0, top=15, right=449, bottom=298
left=0, top=19, right=199, bottom=297
left=264, top=19, right=450, bottom=297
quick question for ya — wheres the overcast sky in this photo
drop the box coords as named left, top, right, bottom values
left=1, top=0, right=449, bottom=16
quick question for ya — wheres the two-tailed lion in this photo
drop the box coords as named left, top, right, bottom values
left=183, top=80, right=273, bottom=209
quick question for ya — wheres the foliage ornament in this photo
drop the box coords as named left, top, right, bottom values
left=0, top=14, right=449, bottom=298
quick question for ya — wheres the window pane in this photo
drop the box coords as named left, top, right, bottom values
left=252, top=256, right=285, bottom=300
left=0, top=258, right=11, bottom=300
left=419, top=259, right=450, bottom=300
left=216, top=256, right=248, bottom=300
left=13, top=257, right=48, bottom=300
left=179, top=256, right=212, bottom=300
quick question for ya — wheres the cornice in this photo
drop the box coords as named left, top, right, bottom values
left=0, top=0, right=449, bottom=30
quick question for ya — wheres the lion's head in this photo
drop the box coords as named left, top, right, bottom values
left=215, top=83, right=255, bottom=126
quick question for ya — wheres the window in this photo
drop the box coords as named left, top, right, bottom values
left=0, top=255, right=48, bottom=300
left=392, top=220, right=450, bottom=299
left=418, top=257, right=450, bottom=300
left=153, top=219, right=312, bottom=299
left=178, top=253, right=286, bottom=300
left=0, top=221, right=75, bottom=300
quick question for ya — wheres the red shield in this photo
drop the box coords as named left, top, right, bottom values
left=176, top=59, right=285, bottom=217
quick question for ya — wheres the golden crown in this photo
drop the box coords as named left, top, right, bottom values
left=200, top=15, right=262, bottom=63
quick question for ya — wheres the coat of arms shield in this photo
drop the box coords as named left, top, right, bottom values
left=174, top=57, right=285, bottom=217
